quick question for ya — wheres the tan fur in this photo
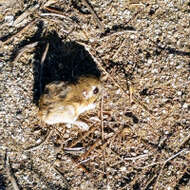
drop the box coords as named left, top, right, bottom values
left=38, top=75, right=102, bottom=130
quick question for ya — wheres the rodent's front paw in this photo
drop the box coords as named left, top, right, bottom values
left=73, top=120, right=89, bottom=131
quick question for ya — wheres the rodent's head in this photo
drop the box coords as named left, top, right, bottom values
left=78, top=75, right=102, bottom=104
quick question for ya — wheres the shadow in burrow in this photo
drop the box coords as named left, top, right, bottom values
left=32, top=31, right=101, bottom=105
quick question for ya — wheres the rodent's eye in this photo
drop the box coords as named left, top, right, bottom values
left=93, top=87, right=99, bottom=94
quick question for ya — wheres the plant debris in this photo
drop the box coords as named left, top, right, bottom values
left=0, top=0, right=190, bottom=189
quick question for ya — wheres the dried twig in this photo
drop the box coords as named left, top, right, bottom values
left=70, top=155, right=89, bottom=173
left=80, top=138, right=101, bottom=160
left=5, top=151, right=20, bottom=190
left=43, top=0, right=57, bottom=7
left=143, top=167, right=160, bottom=190
left=125, top=153, right=150, bottom=161
left=40, top=13, right=70, bottom=21
left=112, top=38, right=127, bottom=60
left=53, top=125, right=67, bottom=141
left=13, top=4, right=39, bottom=27
left=100, top=94, right=108, bottom=184
left=43, top=7, right=72, bottom=22
left=13, top=41, right=38, bottom=63
left=1, top=19, right=37, bottom=44
left=129, top=83, right=134, bottom=104
left=24, top=129, right=53, bottom=151
left=95, top=125, right=125, bottom=154
left=132, top=94, right=154, bottom=117
left=41, top=17, right=74, bottom=34
left=63, top=147, right=85, bottom=153
left=110, top=146, right=150, bottom=167
left=40, top=42, right=49, bottom=67
left=53, top=166, right=71, bottom=189
left=137, top=162, right=160, bottom=169
left=81, top=0, right=104, bottom=32
left=100, top=96, right=104, bottom=141
left=43, top=6, right=89, bottom=40
left=153, top=148, right=188, bottom=190
left=39, top=42, right=49, bottom=94
left=68, top=125, right=98, bottom=147
left=179, top=133, right=190, bottom=149
left=164, top=149, right=188, bottom=164
left=100, top=29, right=137, bottom=40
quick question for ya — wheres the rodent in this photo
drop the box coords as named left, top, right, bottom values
left=38, top=75, right=102, bottom=130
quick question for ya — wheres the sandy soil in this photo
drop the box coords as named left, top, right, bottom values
left=0, top=0, right=190, bottom=189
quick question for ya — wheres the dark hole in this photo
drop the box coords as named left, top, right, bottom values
left=56, top=153, right=62, bottom=160
left=146, top=52, right=151, bottom=59
left=54, top=142, right=61, bottom=148
left=156, top=38, right=161, bottom=43
left=104, top=127, right=114, bottom=133
left=16, top=110, right=22, bottom=115
left=179, top=172, right=190, bottom=185
left=140, top=88, right=149, bottom=96
left=133, top=117, right=139, bottom=124
left=0, top=174, right=6, bottom=190
left=153, top=49, right=161, bottom=56
left=133, top=183, right=140, bottom=190
left=125, top=112, right=133, bottom=117
left=125, top=112, right=139, bottom=124
left=149, top=9, right=155, bottom=16
left=75, top=143, right=83, bottom=147
left=32, top=126, right=41, bottom=131
left=40, top=130, right=48, bottom=136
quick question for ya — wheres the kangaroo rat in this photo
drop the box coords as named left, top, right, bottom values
left=38, top=75, right=102, bottom=130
